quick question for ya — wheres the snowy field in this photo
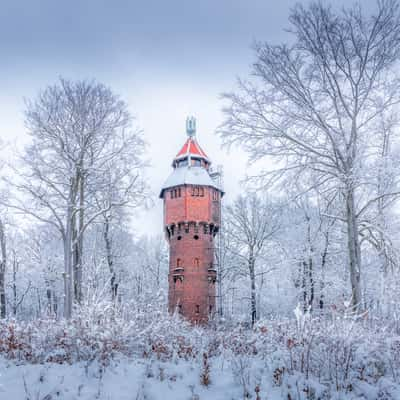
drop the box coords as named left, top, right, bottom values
left=0, top=357, right=247, bottom=400
left=0, top=308, right=400, bottom=400
left=3, top=354, right=398, bottom=400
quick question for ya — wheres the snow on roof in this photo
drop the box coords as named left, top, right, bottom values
left=159, top=166, right=222, bottom=198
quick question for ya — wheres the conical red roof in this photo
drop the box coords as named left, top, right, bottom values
left=175, top=137, right=209, bottom=160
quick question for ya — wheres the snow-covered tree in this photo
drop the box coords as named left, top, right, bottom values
left=7, top=78, right=147, bottom=318
left=219, top=0, right=400, bottom=312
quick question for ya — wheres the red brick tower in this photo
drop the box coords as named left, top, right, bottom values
left=160, top=117, right=223, bottom=323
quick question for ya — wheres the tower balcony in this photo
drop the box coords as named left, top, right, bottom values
left=172, top=267, right=185, bottom=283
left=207, top=268, right=217, bottom=284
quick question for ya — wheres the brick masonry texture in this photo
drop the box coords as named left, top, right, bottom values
left=163, top=185, right=220, bottom=323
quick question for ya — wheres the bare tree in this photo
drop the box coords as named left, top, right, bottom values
left=219, top=1, right=400, bottom=312
left=94, top=162, right=148, bottom=302
left=224, top=194, right=280, bottom=325
left=134, top=235, right=168, bottom=292
left=6, top=78, right=146, bottom=318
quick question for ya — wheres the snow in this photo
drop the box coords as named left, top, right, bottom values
left=1, top=312, right=400, bottom=400
left=159, top=166, right=221, bottom=197
left=2, top=353, right=399, bottom=400
left=0, top=356, right=249, bottom=400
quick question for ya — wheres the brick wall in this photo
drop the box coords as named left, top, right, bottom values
left=164, top=184, right=220, bottom=323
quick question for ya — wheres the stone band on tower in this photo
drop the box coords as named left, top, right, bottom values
left=159, top=117, right=223, bottom=323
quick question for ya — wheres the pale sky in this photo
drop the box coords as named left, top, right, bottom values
left=0, top=0, right=376, bottom=236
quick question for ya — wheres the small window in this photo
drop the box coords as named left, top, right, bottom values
left=178, top=304, right=183, bottom=314
left=200, top=187, right=204, bottom=197
left=178, top=188, right=181, bottom=197
left=193, top=235, right=199, bottom=240
left=177, top=235, right=182, bottom=241
left=170, top=190, right=174, bottom=199
left=177, top=159, right=188, bottom=167
left=209, top=305, right=213, bottom=313
left=174, top=275, right=183, bottom=285
left=191, top=186, right=200, bottom=196
left=194, top=258, right=200, bottom=267
left=177, top=258, right=182, bottom=267
left=195, top=305, right=200, bottom=314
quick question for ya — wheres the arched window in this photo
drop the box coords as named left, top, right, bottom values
left=194, top=258, right=200, bottom=267
left=177, top=258, right=182, bottom=268
left=195, top=305, right=200, bottom=314
left=192, top=186, right=200, bottom=196
left=174, top=276, right=183, bottom=288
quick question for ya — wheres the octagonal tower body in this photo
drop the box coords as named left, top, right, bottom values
left=159, top=117, right=223, bottom=323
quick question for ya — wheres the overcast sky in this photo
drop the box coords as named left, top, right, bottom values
left=0, top=0, right=376, bottom=236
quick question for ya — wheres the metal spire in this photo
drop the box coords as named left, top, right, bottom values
left=186, top=116, right=196, bottom=137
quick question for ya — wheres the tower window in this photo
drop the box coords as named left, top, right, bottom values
left=171, top=188, right=181, bottom=198
left=194, top=258, right=200, bottom=267
left=193, top=235, right=199, bottom=240
left=191, top=186, right=204, bottom=197
left=177, top=258, right=182, bottom=267
left=195, top=305, right=200, bottom=314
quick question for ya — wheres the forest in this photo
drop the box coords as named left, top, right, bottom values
left=1, top=1, right=400, bottom=399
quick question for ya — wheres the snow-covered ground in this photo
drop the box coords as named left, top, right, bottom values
left=1, top=308, right=400, bottom=400
left=1, top=353, right=399, bottom=400
left=0, top=356, right=271, bottom=400
left=1, top=351, right=400, bottom=400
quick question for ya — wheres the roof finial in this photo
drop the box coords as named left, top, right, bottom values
left=186, top=116, right=196, bottom=138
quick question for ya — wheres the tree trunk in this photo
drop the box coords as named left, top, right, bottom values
left=302, top=261, right=307, bottom=312
left=345, top=187, right=362, bottom=313
left=0, top=272, right=5, bottom=319
left=249, top=250, right=257, bottom=326
left=73, top=169, right=84, bottom=304
left=0, top=218, right=6, bottom=318
left=104, top=216, right=118, bottom=301
left=319, top=232, right=329, bottom=311
left=308, top=257, right=314, bottom=310
left=64, top=204, right=74, bottom=319
left=12, top=253, right=17, bottom=316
